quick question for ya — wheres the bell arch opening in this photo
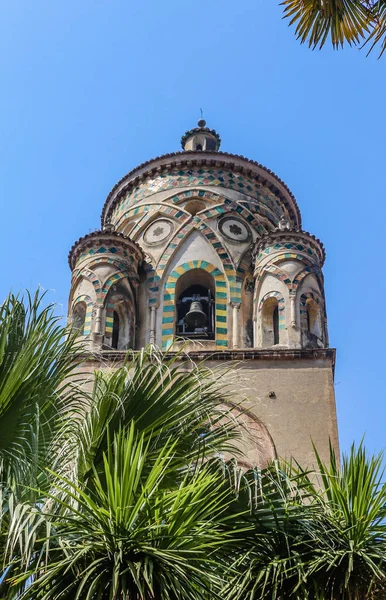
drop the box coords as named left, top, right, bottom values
left=175, top=269, right=215, bottom=340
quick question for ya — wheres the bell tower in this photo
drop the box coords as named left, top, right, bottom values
left=67, top=120, right=339, bottom=467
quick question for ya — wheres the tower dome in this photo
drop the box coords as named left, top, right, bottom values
left=68, top=120, right=330, bottom=352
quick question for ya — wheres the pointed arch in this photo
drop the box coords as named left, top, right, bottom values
left=292, top=265, right=324, bottom=293
left=149, top=224, right=240, bottom=305
left=104, top=289, right=135, bottom=350
left=71, top=294, right=93, bottom=336
left=98, top=271, right=137, bottom=305
left=255, top=264, right=292, bottom=289
left=71, top=268, right=101, bottom=298
left=258, top=291, right=285, bottom=347
left=115, top=202, right=190, bottom=233
left=161, top=261, right=228, bottom=350
left=299, top=291, right=325, bottom=348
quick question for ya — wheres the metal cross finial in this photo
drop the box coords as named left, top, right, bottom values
left=200, top=108, right=203, bottom=119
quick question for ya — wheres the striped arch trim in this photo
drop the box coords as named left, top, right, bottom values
left=161, top=260, right=228, bottom=350
left=98, top=272, right=125, bottom=304
left=292, top=265, right=323, bottom=292
left=150, top=223, right=240, bottom=306
left=256, top=264, right=292, bottom=287
left=98, top=271, right=138, bottom=305
left=115, top=203, right=189, bottom=231
left=105, top=292, right=134, bottom=336
left=299, top=291, right=322, bottom=331
left=72, top=294, right=93, bottom=336
left=258, top=291, right=285, bottom=331
left=255, top=262, right=323, bottom=297
left=71, top=268, right=101, bottom=296
left=105, top=293, right=124, bottom=335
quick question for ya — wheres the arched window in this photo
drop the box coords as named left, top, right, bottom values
left=104, top=284, right=135, bottom=351
left=273, top=304, right=279, bottom=345
left=306, top=298, right=320, bottom=336
left=300, top=294, right=323, bottom=348
left=112, top=311, right=120, bottom=349
left=196, top=144, right=203, bottom=151
left=261, top=297, right=280, bottom=347
left=72, top=302, right=86, bottom=336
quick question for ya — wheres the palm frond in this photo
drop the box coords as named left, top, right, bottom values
left=15, top=425, right=241, bottom=600
left=73, top=346, right=241, bottom=486
left=281, top=0, right=376, bottom=50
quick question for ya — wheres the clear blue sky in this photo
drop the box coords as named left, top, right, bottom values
left=1, top=1, right=385, bottom=458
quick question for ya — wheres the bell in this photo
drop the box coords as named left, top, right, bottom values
left=184, top=300, right=207, bottom=328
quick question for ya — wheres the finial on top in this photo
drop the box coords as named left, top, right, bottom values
left=198, top=109, right=206, bottom=128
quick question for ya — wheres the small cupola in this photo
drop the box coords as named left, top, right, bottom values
left=181, top=119, right=221, bottom=152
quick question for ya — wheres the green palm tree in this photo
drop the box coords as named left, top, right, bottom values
left=0, top=290, right=83, bottom=587
left=281, top=1, right=386, bottom=55
left=226, top=444, right=386, bottom=600
left=301, top=443, right=386, bottom=600
left=0, top=306, right=245, bottom=599
left=17, top=425, right=241, bottom=600
left=2, top=289, right=386, bottom=600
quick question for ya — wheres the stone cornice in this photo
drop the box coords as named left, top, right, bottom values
left=254, top=229, right=326, bottom=267
left=68, top=230, right=144, bottom=271
left=101, top=151, right=302, bottom=228
left=78, top=347, right=336, bottom=371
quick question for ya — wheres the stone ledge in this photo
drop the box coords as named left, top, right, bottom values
left=81, top=347, right=336, bottom=369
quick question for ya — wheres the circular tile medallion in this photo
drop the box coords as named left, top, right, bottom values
left=218, top=216, right=251, bottom=243
left=143, top=219, right=174, bottom=245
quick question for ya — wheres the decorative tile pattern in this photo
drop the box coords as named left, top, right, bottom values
left=87, top=256, right=132, bottom=273
left=147, top=217, right=242, bottom=307
left=161, top=260, right=228, bottom=350
left=111, top=168, right=287, bottom=226
left=256, top=261, right=322, bottom=294
left=256, top=242, right=318, bottom=263
left=77, top=245, right=137, bottom=266
left=97, top=272, right=127, bottom=305
left=72, top=294, right=93, bottom=336
left=115, top=203, right=189, bottom=232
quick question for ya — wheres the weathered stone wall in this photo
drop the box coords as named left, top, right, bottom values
left=74, top=349, right=339, bottom=469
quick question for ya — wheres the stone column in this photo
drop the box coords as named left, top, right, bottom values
left=232, top=303, right=241, bottom=349
left=290, top=292, right=296, bottom=327
left=94, top=305, right=103, bottom=335
left=149, top=306, right=157, bottom=345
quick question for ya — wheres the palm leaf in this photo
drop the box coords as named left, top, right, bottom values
left=281, top=0, right=375, bottom=49
left=15, top=425, right=242, bottom=600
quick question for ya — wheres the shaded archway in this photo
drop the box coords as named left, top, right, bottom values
left=175, top=269, right=216, bottom=340
left=257, top=292, right=285, bottom=347
left=161, top=261, right=228, bottom=349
